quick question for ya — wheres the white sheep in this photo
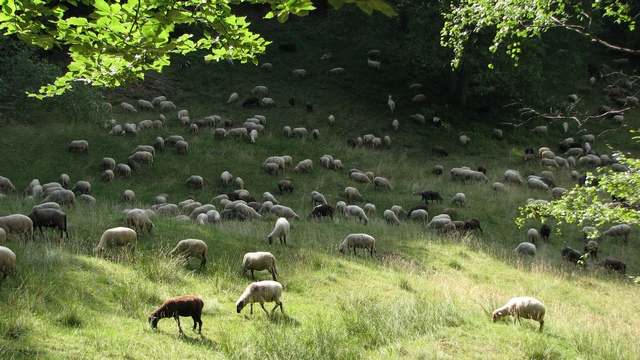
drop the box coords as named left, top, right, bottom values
left=283, top=126, right=292, bottom=138
left=120, top=102, right=137, bottom=113
left=250, top=85, right=269, bottom=96
left=0, top=228, right=5, bottom=244
left=527, top=228, right=539, bottom=244
left=410, top=113, right=425, bottom=124
left=310, top=191, right=328, bottom=206
left=270, top=206, right=300, bottom=221
left=291, top=68, right=306, bottom=78
left=0, top=214, right=33, bottom=239
left=236, top=280, right=283, bottom=316
left=600, top=224, right=631, bottom=244
left=336, top=201, right=347, bottom=216
left=339, top=233, right=376, bottom=257
left=459, top=135, right=470, bottom=146
left=186, top=175, right=204, bottom=189
left=176, top=140, right=189, bottom=155
left=492, top=182, right=507, bottom=193
left=0, top=176, right=15, bottom=193
left=294, top=159, right=313, bottom=173
left=493, top=296, right=546, bottom=331
left=59, top=174, right=70, bottom=189
left=513, top=242, right=536, bottom=256
left=266, top=217, right=290, bottom=245
left=527, top=178, right=549, bottom=191
left=451, top=193, right=466, bottom=207
left=0, top=246, right=17, bottom=282
left=159, top=100, right=176, bottom=112
left=126, top=209, right=154, bottom=234
left=373, top=176, right=392, bottom=191
left=43, top=189, right=76, bottom=206
left=156, top=204, right=179, bottom=217
left=189, top=204, right=216, bottom=219
left=291, top=127, right=307, bottom=138
left=344, top=205, right=369, bottom=225
left=412, top=94, right=426, bottom=103
left=392, top=119, right=399, bottom=132
left=124, top=189, right=135, bottom=202
left=226, top=92, right=239, bottom=105
left=151, top=96, right=166, bottom=106
left=137, top=99, right=154, bottom=110
left=491, top=128, right=503, bottom=140
left=128, top=151, right=153, bottom=165
left=68, top=140, right=89, bottom=154
left=387, top=95, right=395, bottom=112
left=116, top=164, right=132, bottom=179
left=108, top=124, right=124, bottom=136
left=503, top=170, right=524, bottom=184
left=93, top=227, right=137, bottom=257
left=368, top=58, right=381, bottom=69
left=260, top=63, right=273, bottom=72
left=344, top=187, right=363, bottom=202
left=327, top=67, right=344, bottom=75
left=169, top=239, right=207, bottom=268
left=530, top=125, right=547, bottom=134
left=242, top=252, right=277, bottom=281
left=383, top=209, right=401, bottom=226
left=123, top=123, right=138, bottom=136
left=410, top=209, right=429, bottom=222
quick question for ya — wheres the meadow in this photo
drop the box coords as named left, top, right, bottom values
left=0, top=7, right=640, bottom=360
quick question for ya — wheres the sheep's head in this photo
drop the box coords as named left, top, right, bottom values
left=236, top=300, right=246, bottom=313
left=268, top=235, right=274, bottom=245
left=93, top=246, right=104, bottom=257
left=492, top=310, right=505, bottom=322
left=148, top=315, right=159, bottom=328
left=338, top=244, right=346, bottom=254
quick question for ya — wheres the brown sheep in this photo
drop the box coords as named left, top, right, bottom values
left=148, top=295, right=204, bottom=333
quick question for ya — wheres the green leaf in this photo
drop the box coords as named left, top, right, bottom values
left=66, top=17, right=88, bottom=26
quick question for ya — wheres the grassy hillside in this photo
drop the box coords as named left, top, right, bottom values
left=1, top=7, right=640, bottom=360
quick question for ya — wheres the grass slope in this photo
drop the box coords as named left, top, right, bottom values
left=0, top=7, right=639, bottom=360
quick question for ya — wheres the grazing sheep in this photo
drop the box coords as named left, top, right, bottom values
left=93, top=227, right=137, bottom=257
left=410, top=113, right=425, bottom=124
left=327, top=67, right=344, bottom=75
left=126, top=209, right=154, bottom=234
left=344, top=205, right=369, bottom=225
left=220, top=171, right=234, bottom=187
left=226, top=92, right=239, bottom=105
left=116, top=164, right=132, bottom=179
left=294, top=159, right=313, bottom=173
left=164, top=135, right=185, bottom=146
left=28, top=208, right=68, bottom=239
left=339, top=233, right=376, bottom=257
left=513, top=242, right=536, bottom=256
left=413, top=190, right=443, bottom=204
left=169, top=239, right=207, bottom=268
left=175, top=140, right=189, bottom=155
left=344, top=187, right=363, bottom=202
left=151, top=96, right=167, bottom=106
left=251, top=85, right=269, bottom=96
left=236, top=280, right=284, bottom=316
left=350, top=172, right=371, bottom=183
left=373, top=176, right=392, bottom=191
left=599, top=224, right=631, bottom=244
left=527, top=177, right=549, bottom=191
left=268, top=217, right=290, bottom=245
left=493, top=297, right=546, bottom=332
left=270, top=205, right=300, bottom=220
left=561, top=246, right=586, bottom=267
left=186, top=175, right=204, bottom=189
left=242, top=252, right=277, bottom=281
left=383, top=209, right=401, bottom=226
left=159, top=100, right=176, bottom=112
left=68, top=140, right=89, bottom=154
left=463, top=218, right=483, bottom=233
left=392, top=119, right=399, bottom=132
left=278, top=180, right=294, bottom=195
left=148, top=295, right=204, bottom=333
left=0, top=246, right=17, bottom=282
left=291, top=127, right=308, bottom=138
left=43, top=189, right=76, bottom=206
left=368, top=59, right=381, bottom=69
left=431, top=146, right=448, bottom=157
left=459, top=135, right=470, bottom=146
left=156, top=204, right=179, bottom=217
left=596, top=258, right=626, bottom=275
left=260, top=63, right=273, bottom=72
left=492, top=182, right=507, bottom=193
left=527, top=228, right=539, bottom=244
left=0, top=214, right=33, bottom=240
left=310, top=191, right=328, bottom=206
left=503, top=170, right=524, bottom=184
left=409, top=209, right=429, bottom=222
left=530, top=125, right=547, bottom=134
left=0, top=228, right=5, bottom=244
left=123, top=189, right=135, bottom=202
left=540, top=224, right=551, bottom=242
left=451, top=193, right=466, bottom=207
left=583, top=240, right=598, bottom=259
left=309, top=204, right=335, bottom=221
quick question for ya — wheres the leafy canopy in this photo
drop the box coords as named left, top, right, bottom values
left=441, top=0, right=638, bottom=68
left=0, top=0, right=395, bottom=98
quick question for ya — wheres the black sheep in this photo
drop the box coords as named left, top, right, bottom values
left=309, top=204, right=334, bottom=221
left=242, top=96, right=260, bottom=108
left=583, top=240, right=599, bottom=260
left=148, top=295, right=204, bottom=333
left=540, top=224, right=551, bottom=243
left=278, top=180, right=294, bottom=195
left=597, top=258, right=626, bottom=275
left=413, top=190, right=443, bottom=204
left=28, top=208, right=68, bottom=239
left=561, top=246, right=586, bottom=267
left=464, top=218, right=483, bottom=233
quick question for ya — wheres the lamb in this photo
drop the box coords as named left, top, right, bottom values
left=0, top=246, right=17, bottom=283
left=122, top=189, right=135, bottom=202
left=184, top=175, right=204, bottom=189
left=148, top=295, right=204, bottom=333
left=236, top=280, right=284, bottom=316
left=339, top=233, right=376, bottom=257
left=169, top=239, right=208, bottom=268
left=599, top=224, right=631, bottom=244
left=120, top=102, right=137, bottom=113
left=583, top=240, right=598, bottom=259
left=344, top=186, right=363, bottom=202
left=373, top=176, right=392, bottom=191
left=561, top=246, right=586, bottom=267
left=383, top=209, right=401, bottom=226
left=540, top=224, right=551, bottom=242
left=126, top=209, right=154, bottom=234
left=93, top=227, right=137, bottom=257
left=68, top=140, right=89, bottom=154
left=513, top=242, right=536, bottom=256
left=0, top=214, right=33, bottom=240
left=451, top=193, right=466, bottom=207
left=242, top=252, right=277, bottom=281
left=42, top=189, right=76, bottom=206
left=270, top=205, right=300, bottom=220
left=413, top=190, right=443, bottom=204
left=344, top=205, right=369, bottom=225
left=309, top=204, right=335, bottom=221
left=28, top=208, right=68, bottom=239
left=527, top=228, right=539, bottom=244
left=596, top=258, right=626, bottom=275
left=294, top=159, right=313, bottom=173
left=492, top=297, right=546, bottom=332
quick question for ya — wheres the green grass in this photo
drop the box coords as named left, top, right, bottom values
left=1, top=9, right=640, bottom=359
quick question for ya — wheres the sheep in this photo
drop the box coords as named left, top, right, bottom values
left=410, top=113, right=425, bottom=124
left=164, top=135, right=185, bottom=146
left=459, top=135, right=471, bottom=146
left=527, top=177, right=549, bottom=191
left=291, top=68, right=306, bottom=78
left=0, top=176, right=14, bottom=194
left=189, top=204, right=216, bottom=219
left=270, top=205, right=299, bottom=221
left=368, top=58, right=381, bottom=69
left=310, top=191, right=328, bottom=206
left=242, top=252, right=277, bottom=281
left=492, top=182, right=507, bottom=193
left=68, top=140, right=89, bottom=154
left=540, top=224, right=551, bottom=242
left=28, top=208, right=68, bottom=239
left=150, top=96, right=166, bottom=107
left=0, top=246, right=17, bottom=282
left=249, top=129, right=259, bottom=143
left=226, top=92, right=239, bottom=105
left=490, top=128, right=503, bottom=140
left=293, top=159, right=313, bottom=173
left=273, top=180, right=293, bottom=196
left=599, top=224, right=631, bottom=244
left=309, top=204, right=335, bottom=221
left=530, top=125, right=547, bottom=134
left=242, top=96, right=260, bottom=108
left=583, top=240, right=598, bottom=259
left=413, top=190, right=443, bottom=204
left=101, top=157, right=116, bottom=171
left=169, top=239, right=207, bottom=268
left=260, top=63, right=273, bottom=72
left=363, top=203, right=377, bottom=216
left=159, top=100, right=176, bottom=112
left=431, top=145, right=448, bottom=157
left=126, top=209, right=154, bottom=234
left=339, top=233, right=376, bottom=257
left=251, top=85, right=269, bottom=96
left=291, top=127, right=307, bottom=139
left=383, top=209, right=401, bottom=226
left=327, top=67, right=344, bottom=75
left=0, top=228, right=5, bottom=244
left=0, top=214, right=33, bottom=240
left=451, top=193, right=466, bottom=207
left=387, top=95, right=395, bottom=112
left=236, top=280, right=284, bottom=316
left=392, top=119, right=399, bottom=132
left=156, top=204, right=179, bottom=217
left=123, top=189, right=135, bottom=202
left=128, top=151, right=153, bottom=166
left=175, top=140, right=189, bottom=155
left=220, top=171, right=234, bottom=187
left=596, top=258, right=626, bottom=275
left=409, top=209, right=429, bottom=222
left=43, top=189, right=76, bottom=206
left=261, top=97, right=276, bottom=108
left=561, top=246, right=586, bottom=267
left=492, top=297, right=546, bottom=332
left=116, top=164, right=132, bottom=179
left=108, top=124, right=124, bottom=136
left=93, top=227, right=137, bottom=257
left=411, top=94, right=426, bottom=103
left=344, top=186, right=363, bottom=202
left=123, top=122, right=138, bottom=136
left=148, top=295, right=204, bottom=333
left=183, top=175, right=203, bottom=190
left=120, top=102, right=137, bottom=113
left=527, top=228, right=539, bottom=244
left=513, top=242, right=536, bottom=256
left=137, top=99, right=153, bottom=111
left=344, top=205, right=369, bottom=225
left=383, top=135, right=391, bottom=148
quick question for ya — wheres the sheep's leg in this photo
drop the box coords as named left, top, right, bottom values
left=174, top=313, right=183, bottom=333
left=260, top=302, right=270, bottom=316
left=250, top=303, right=254, bottom=314
left=270, top=301, right=283, bottom=315
left=251, top=270, right=255, bottom=280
